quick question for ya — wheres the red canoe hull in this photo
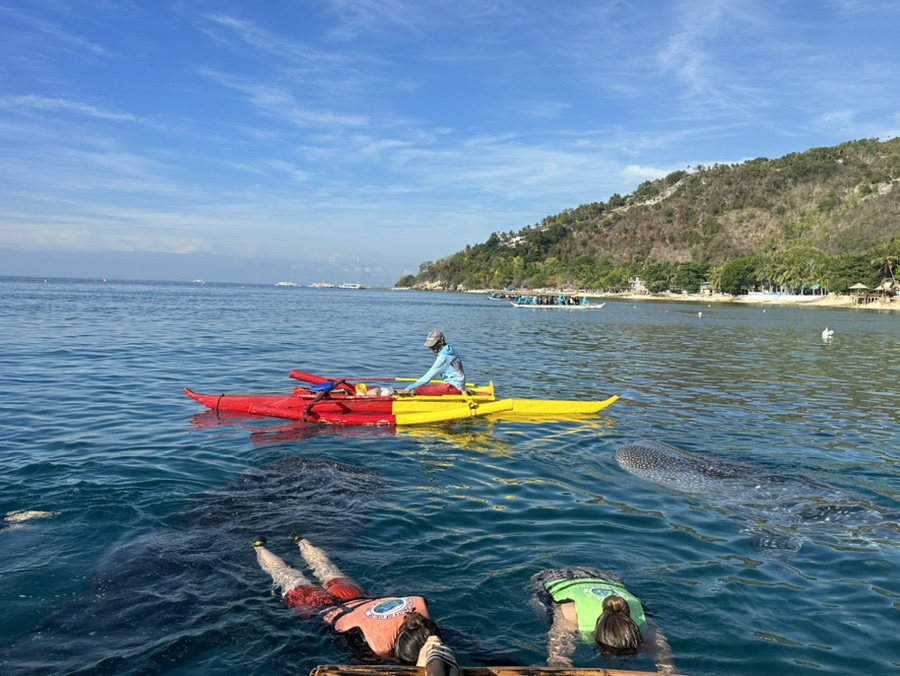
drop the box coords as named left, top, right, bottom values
left=183, top=388, right=396, bottom=415
left=184, top=371, right=498, bottom=426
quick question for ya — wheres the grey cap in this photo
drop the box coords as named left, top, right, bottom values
left=424, top=330, right=445, bottom=347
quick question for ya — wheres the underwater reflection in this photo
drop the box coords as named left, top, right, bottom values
left=189, top=410, right=616, bottom=455
left=188, top=410, right=397, bottom=447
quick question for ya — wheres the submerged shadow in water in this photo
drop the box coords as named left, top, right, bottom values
left=0, top=457, right=384, bottom=675
left=188, top=409, right=398, bottom=447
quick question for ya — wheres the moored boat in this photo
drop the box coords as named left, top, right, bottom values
left=511, top=300, right=605, bottom=309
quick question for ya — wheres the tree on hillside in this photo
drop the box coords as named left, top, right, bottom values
left=396, top=137, right=900, bottom=290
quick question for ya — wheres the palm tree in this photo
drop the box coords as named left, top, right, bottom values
left=870, top=240, right=900, bottom=285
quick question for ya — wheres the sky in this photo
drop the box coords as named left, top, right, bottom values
left=1, top=1, right=899, bottom=286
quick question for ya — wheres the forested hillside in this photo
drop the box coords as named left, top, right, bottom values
left=398, top=137, right=900, bottom=294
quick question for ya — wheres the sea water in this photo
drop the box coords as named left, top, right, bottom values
left=0, top=277, right=898, bottom=675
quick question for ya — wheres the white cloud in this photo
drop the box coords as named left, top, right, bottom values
left=0, top=95, right=137, bottom=122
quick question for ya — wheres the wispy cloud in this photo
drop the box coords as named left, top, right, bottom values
left=0, top=6, right=110, bottom=58
left=658, top=1, right=730, bottom=96
left=197, top=69, right=369, bottom=129
left=200, top=13, right=337, bottom=65
left=0, top=94, right=137, bottom=122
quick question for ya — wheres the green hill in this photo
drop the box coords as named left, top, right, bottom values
left=399, top=137, right=900, bottom=295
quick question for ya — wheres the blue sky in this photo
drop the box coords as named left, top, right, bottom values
left=1, top=1, right=899, bottom=285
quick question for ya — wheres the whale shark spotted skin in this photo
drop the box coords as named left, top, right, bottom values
left=615, top=440, right=900, bottom=553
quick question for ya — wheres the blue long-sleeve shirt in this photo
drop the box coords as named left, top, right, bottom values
left=405, top=345, right=465, bottom=391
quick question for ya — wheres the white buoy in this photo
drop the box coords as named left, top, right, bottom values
left=698, top=311, right=702, bottom=318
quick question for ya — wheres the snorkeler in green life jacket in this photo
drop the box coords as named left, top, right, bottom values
left=528, top=567, right=675, bottom=673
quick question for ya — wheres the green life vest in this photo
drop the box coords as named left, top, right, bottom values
left=545, top=577, right=647, bottom=641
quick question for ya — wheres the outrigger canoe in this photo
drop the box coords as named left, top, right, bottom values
left=184, top=371, right=619, bottom=426
left=511, top=301, right=605, bottom=310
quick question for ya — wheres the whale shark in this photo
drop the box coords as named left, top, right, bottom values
left=615, top=439, right=900, bottom=553
left=0, top=457, right=384, bottom=674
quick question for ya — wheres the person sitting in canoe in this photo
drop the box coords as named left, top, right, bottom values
left=402, top=330, right=465, bottom=396
left=252, top=534, right=452, bottom=666
left=528, top=567, right=675, bottom=673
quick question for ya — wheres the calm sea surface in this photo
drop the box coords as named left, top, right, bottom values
left=1, top=277, right=898, bottom=676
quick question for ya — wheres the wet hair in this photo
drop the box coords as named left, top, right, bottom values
left=392, top=611, right=441, bottom=664
left=594, top=595, right=642, bottom=656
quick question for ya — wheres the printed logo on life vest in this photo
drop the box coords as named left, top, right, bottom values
left=366, top=597, right=413, bottom=619
left=583, top=586, right=614, bottom=599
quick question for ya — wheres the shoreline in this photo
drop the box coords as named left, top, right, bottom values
left=468, top=289, right=899, bottom=310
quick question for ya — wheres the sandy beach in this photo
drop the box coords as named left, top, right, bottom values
left=602, top=291, right=898, bottom=310
left=472, top=289, right=900, bottom=310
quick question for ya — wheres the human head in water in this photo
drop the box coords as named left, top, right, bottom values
left=423, top=330, right=446, bottom=354
left=594, top=595, right=642, bottom=656
left=392, top=611, right=442, bottom=664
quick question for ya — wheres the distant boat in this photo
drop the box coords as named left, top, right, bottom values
left=339, top=282, right=363, bottom=289
left=511, top=300, right=605, bottom=310
left=275, top=281, right=299, bottom=287
left=192, top=279, right=205, bottom=285
left=308, top=282, right=335, bottom=288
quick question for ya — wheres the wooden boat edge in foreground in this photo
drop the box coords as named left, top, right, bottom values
left=310, top=665, right=685, bottom=676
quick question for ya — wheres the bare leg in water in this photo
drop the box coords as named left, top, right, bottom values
left=252, top=536, right=313, bottom=597
left=290, top=534, right=347, bottom=585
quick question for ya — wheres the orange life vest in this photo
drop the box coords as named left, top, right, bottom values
left=323, top=596, right=430, bottom=657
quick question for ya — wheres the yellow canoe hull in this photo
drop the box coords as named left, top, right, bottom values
left=393, top=395, right=620, bottom=425
left=395, top=400, right=514, bottom=425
